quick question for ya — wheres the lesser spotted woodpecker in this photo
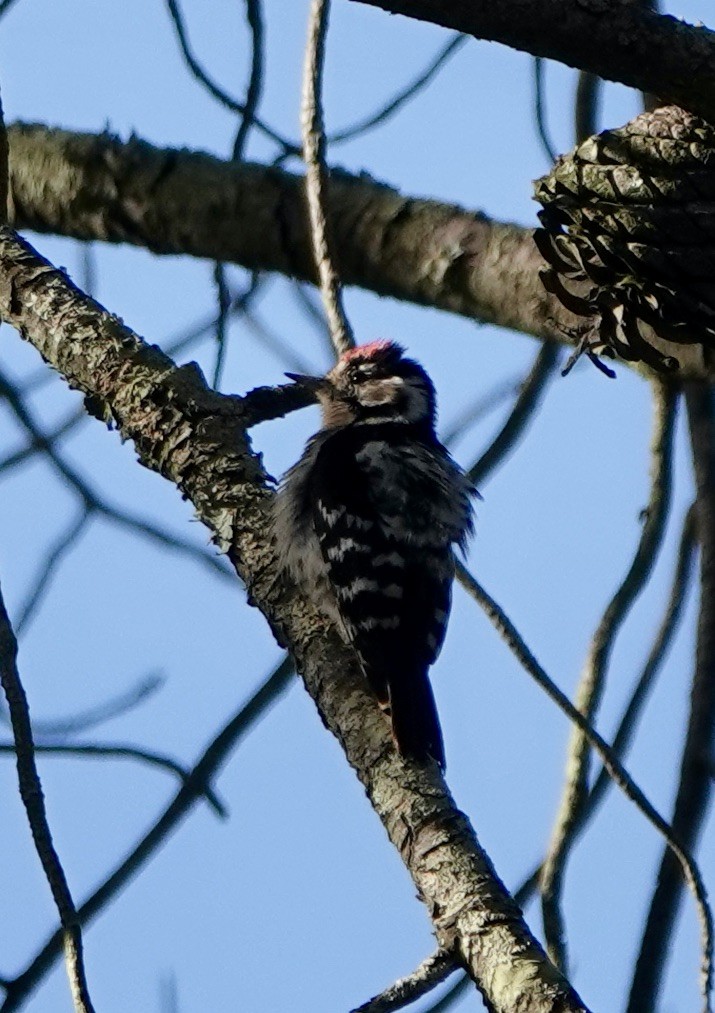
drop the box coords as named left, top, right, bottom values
left=273, top=341, right=475, bottom=768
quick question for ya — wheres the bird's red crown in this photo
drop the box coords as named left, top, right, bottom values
left=341, top=340, right=404, bottom=364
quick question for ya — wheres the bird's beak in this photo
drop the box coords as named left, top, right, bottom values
left=285, top=372, right=327, bottom=394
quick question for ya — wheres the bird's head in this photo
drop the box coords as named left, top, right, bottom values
left=286, top=341, right=436, bottom=429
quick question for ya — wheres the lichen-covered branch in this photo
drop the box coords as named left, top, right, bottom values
left=0, top=224, right=588, bottom=1012
left=7, top=123, right=714, bottom=382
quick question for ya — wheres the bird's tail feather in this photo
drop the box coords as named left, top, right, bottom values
left=388, top=669, right=445, bottom=770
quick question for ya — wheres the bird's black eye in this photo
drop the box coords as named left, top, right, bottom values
left=352, top=363, right=377, bottom=382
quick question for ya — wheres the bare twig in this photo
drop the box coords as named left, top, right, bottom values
left=233, top=0, right=265, bottom=160
left=435, top=509, right=700, bottom=1012
left=0, top=368, right=234, bottom=586
left=0, top=741, right=226, bottom=817
left=533, top=58, right=558, bottom=164
left=629, top=385, right=715, bottom=1013
left=14, top=507, right=91, bottom=635
left=0, top=583, right=95, bottom=1013
left=419, top=975, right=470, bottom=1013
left=301, top=0, right=355, bottom=355
left=0, top=406, right=87, bottom=476
left=213, top=0, right=265, bottom=389
left=0, top=655, right=294, bottom=1012
left=163, top=0, right=296, bottom=155
left=0, top=86, right=8, bottom=222
left=350, top=950, right=458, bottom=1013
left=588, top=505, right=698, bottom=817
left=242, top=306, right=319, bottom=374
left=540, top=381, right=676, bottom=971
left=439, top=374, right=522, bottom=448
left=212, top=262, right=232, bottom=390
left=26, top=671, right=165, bottom=738
left=331, top=34, right=466, bottom=143
left=457, top=561, right=713, bottom=1007
left=467, top=342, right=559, bottom=486
left=574, top=71, right=600, bottom=145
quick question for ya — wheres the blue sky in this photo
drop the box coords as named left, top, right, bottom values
left=0, top=1, right=712, bottom=1010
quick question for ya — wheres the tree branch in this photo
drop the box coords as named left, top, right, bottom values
left=0, top=224, right=589, bottom=1012
left=0, top=584, right=95, bottom=1013
left=349, top=0, right=715, bottom=123
left=7, top=123, right=713, bottom=382
left=629, top=384, right=715, bottom=1011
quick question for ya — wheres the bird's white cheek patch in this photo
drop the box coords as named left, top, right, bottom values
left=359, top=376, right=405, bottom=405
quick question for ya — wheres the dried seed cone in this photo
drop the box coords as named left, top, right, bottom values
left=534, top=105, right=715, bottom=373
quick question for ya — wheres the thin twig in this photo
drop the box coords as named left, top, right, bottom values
left=233, top=0, right=265, bottom=160
left=350, top=950, right=458, bottom=1013
left=24, top=671, right=165, bottom=738
left=0, top=655, right=294, bottom=1012
left=467, top=342, right=560, bottom=486
left=434, top=511, right=699, bottom=1012
left=0, top=741, right=226, bottom=817
left=80, top=243, right=96, bottom=297
left=533, top=58, right=558, bottom=164
left=540, top=381, right=676, bottom=971
left=213, top=0, right=265, bottom=389
left=0, top=85, right=8, bottom=222
left=0, top=368, right=233, bottom=585
left=456, top=561, right=713, bottom=1007
left=419, top=974, right=471, bottom=1013
left=574, top=71, right=600, bottom=144
left=14, top=507, right=91, bottom=635
left=0, top=583, right=95, bottom=1013
left=0, top=406, right=87, bottom=477
left=629, top=385, right=715, bottom=1013
left=440, top=375, right=523, bottom=448
left=301, top=0, right=355, bottom=355
left=588, top=504, right=698, bottom=816
left=290, top=280, right=335, bottom=358
left=330, top=34, right=466, bottom=143
left=163, top=0, right=296, bottom=155
left=212, top=262, right=232, bottom=390
left=241, top=306, right=318, bottom=374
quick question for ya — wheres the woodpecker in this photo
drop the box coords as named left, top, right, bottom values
left=273, top=340, right=475, bottom=768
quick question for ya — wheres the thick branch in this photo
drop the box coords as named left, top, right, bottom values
left=7, top=122, right=713, bottom=382
left=0, top=225, right=587, bottom=1013
left=350, top=0, right=715, bottom=124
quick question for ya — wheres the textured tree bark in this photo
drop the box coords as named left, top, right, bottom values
left=350, top=0, right=715, bottom=123
left=7, top=123, right=713, bottom=383
left=0, top=225, right=589, bottom=1013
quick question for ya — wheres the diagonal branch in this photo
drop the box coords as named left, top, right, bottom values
left=540, top=381, right=676, bottom=971
left=628, top=384, right=715, bottom=1011
left=0, top=584, right=95, bottom=1013
left=456, top=562, right=713, bottom=1010
left=0, top=224, right=589, bottom=1013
